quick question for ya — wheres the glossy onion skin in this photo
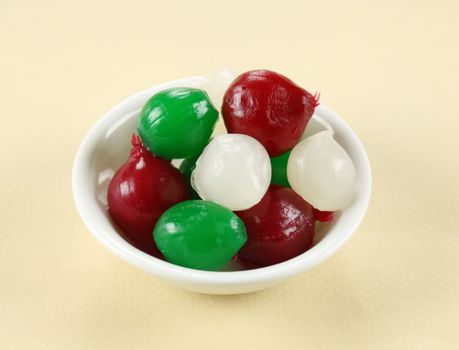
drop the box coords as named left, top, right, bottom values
left=154, top=200, right=247, bottom=271
left=191, top=134, right=271, bottom=211
left=107, top=136, right=189, bottom=257
left=138, top=87, right=218, bottom=159
left=287, top=131, right=356, bottom=211
left=236, top=185, right=315, bottom=268
left=222, top=70, right=317, bottom=157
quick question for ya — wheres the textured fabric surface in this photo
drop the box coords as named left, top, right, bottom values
left=1, top=0, right=458, bottom=349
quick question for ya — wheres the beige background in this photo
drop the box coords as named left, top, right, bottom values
left=1, top=0, right=459, bottom=349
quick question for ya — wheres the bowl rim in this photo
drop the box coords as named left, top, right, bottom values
left=72, top=76, right=372, bottom=287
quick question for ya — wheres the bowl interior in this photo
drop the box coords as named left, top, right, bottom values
left=73, top=76, right=371, bottom=286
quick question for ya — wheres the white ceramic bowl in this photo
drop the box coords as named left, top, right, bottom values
left=72, top=76, right=372, bottom=294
